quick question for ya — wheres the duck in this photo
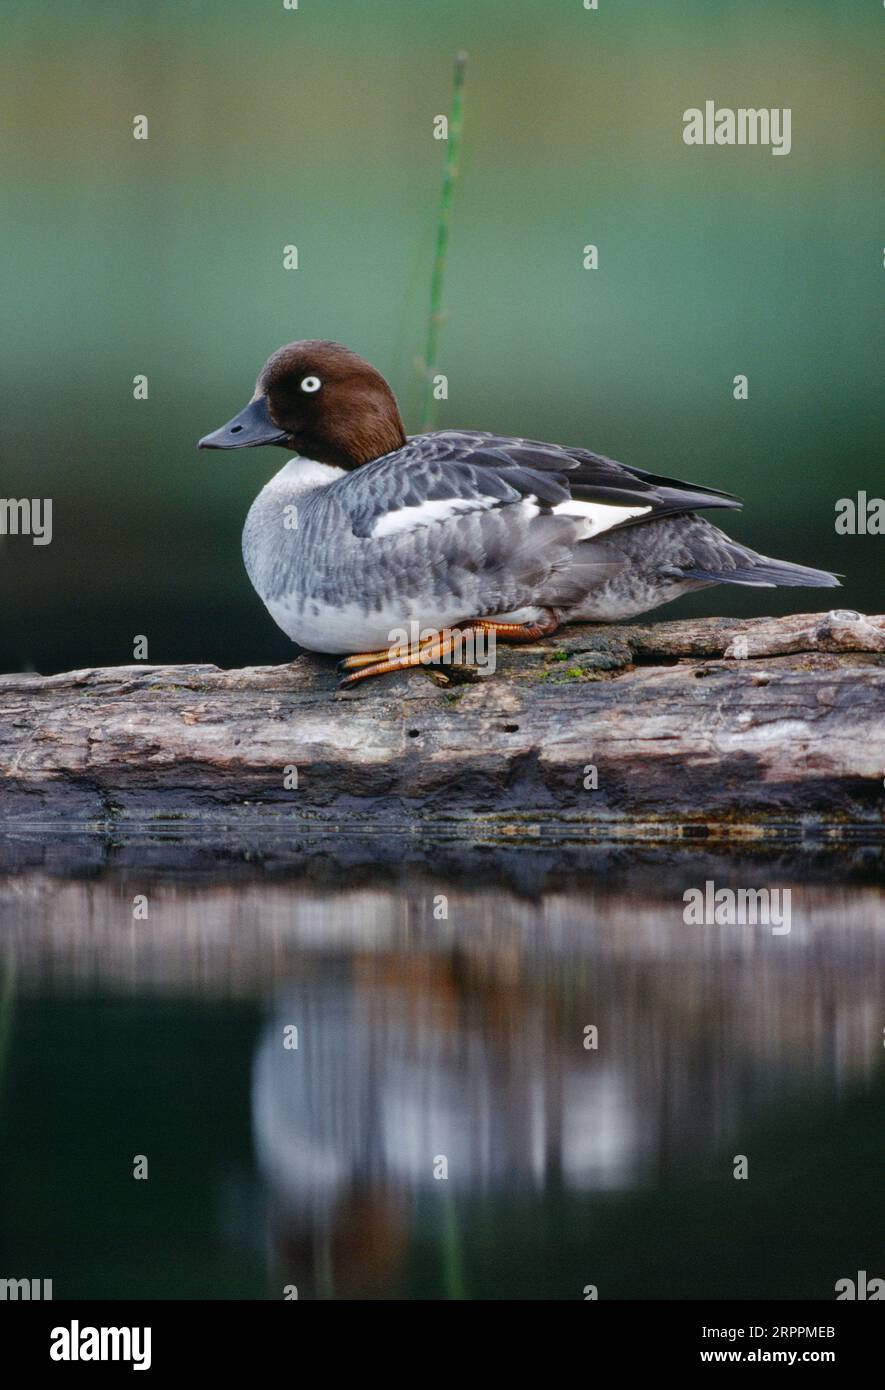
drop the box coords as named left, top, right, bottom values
left=198, top=340, right=839, bottom=685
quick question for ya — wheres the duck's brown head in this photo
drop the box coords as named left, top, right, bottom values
left=198, top=340, right=407, bottom=468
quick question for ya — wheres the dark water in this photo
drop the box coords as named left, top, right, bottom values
left=0, top=832, right=882, bottom=1300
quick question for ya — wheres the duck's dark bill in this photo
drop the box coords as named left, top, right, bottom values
left=198, top=396, right=289, bottom=449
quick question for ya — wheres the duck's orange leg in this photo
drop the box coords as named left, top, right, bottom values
left=469, top=612, right=560, bottom=642
left=337, top=629, right=444, bottom=675
left=337, top=611, right=560, bottom=688
left=338, top=628, right=464, bottom=687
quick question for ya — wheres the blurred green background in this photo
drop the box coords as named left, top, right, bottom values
left=0, top=0, right=880, bottom=674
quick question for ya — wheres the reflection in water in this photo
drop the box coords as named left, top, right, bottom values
left=0, top=836, right=882, bottom=1298
left=254, top=968, right=640, bottom=1199
left=252, top=968, right=645, bottom=1298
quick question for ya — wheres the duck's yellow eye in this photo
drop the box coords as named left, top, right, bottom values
left=300, top=375, right=322, bottom=393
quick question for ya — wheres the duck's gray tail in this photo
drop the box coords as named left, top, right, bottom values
left=644, top=517, right=839, bottom=592
left=653, top=516, right=841, bottom=590
left=670, top=555, right=840, bottom=589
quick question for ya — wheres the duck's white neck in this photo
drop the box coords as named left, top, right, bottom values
left=266, top=456, right=346, bottom=499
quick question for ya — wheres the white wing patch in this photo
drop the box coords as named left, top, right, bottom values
left=553, top=499, right=651, bottom=537
left=368, top=493, right=651, bottom=541
left=370, top=494, right=499, bottom=538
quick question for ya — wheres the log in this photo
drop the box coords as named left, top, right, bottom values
left=1, top=609, right=883, bottom=841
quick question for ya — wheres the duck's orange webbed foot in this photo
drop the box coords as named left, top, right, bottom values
left=337, top=629, right=462, bottom=687
left=336, top=611, right=560, bottom=688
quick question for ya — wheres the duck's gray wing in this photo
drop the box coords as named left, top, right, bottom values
left=337, top=431, right=741, bottom=543
left=453, top=429, right=742, bottom=510
left=338, top=435, right=573, bottom=540
left=327, top=438, right=624, bottom=621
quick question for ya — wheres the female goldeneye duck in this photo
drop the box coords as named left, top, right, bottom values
left=198, top=339, right=839, bottom=685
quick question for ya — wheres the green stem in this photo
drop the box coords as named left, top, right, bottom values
left=441, top=1189, right=466, bottom=1300
left=421, top=51, right=467, bottom=432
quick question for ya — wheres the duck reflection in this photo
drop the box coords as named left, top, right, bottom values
left=252, top=954, right=643, bottom=1297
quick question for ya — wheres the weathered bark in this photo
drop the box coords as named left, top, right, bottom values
left=1, top=610, right=883, bottom=839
